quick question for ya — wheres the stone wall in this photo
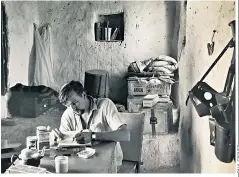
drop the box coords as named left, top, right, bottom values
left=178, top=0, right=236, bottom=173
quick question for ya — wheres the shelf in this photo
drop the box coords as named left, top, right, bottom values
left=95, top=12, right=124, bottom=42
left=96, top=40, right=123, bottom=42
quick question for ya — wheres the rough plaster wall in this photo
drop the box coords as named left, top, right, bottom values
left=141, top=133, right=180, bottom=172
left=36, top=1, right=176, bottom=102
left=1, top=96, right=8, bottom=119
left=4, top=1, right=39, bottom=87
left=2, top=1, right=180, bottom=172
left=178, top=1, right=236, bottom=173
left=1, top=1, right=39, bottom=118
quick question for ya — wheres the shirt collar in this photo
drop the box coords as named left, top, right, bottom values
left=88, top=95, right=97, bottom=112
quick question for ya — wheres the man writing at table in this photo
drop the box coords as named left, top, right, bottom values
left=56, top=80, right=130, bottom=167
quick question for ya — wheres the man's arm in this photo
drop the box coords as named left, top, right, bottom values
left=95, top=99, right=130, bottom=142
left=94, top=124, right=130, bottom=142
left=75, top=99, right=130, bottom=143
left=74, top=125, right=130, bottom=144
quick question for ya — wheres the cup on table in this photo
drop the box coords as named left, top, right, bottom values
left=1, top=139, right=8, bottom=148
left=51, top=156, right=68, bottom=173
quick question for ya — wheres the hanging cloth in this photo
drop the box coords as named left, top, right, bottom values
left=32, top=23, right=58, bottom=91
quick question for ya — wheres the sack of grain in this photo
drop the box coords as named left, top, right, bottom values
left=148, top=66, right=173, bottom=74
left=155, top=55, right=177, bottom=65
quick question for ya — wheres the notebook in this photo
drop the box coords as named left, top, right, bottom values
left=57, top=137, right=91, bottom=148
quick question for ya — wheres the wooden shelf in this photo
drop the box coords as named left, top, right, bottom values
left=95, top=12, right=124, bottom=42
left=96, top=40, right=122, bottom=42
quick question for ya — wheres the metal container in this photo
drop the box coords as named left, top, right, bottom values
left=36, top=126, right=50, bottom=150
left=36, top=126, right=49, bottom=140
left=214, top=119, right=234, bottom=163
left=95, top=22, right=102, bottom=41
left=26, top=136, right=37, bottom=149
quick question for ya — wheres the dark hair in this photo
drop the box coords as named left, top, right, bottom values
left=59, top=80, right=85, bottom=104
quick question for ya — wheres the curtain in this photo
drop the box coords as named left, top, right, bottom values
left=31, top=23, right=59, bottom=91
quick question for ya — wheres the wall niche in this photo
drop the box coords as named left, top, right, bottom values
left=94, top=12, right=124, bottom=42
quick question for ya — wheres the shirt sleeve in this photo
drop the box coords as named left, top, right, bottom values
left=59, top=108, right=72, bottom=133
left=103, top=99, right=126, bottom=131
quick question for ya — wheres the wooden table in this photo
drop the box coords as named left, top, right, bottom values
left=40, top=142, right=117, bottom=173
left=1, top=140, right=22, bottom=173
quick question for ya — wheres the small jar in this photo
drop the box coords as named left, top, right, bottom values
left=26, top=136, right=37, bottom=149
left=36, top=126, right=50, bottom=150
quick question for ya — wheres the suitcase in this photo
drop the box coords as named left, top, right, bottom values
left=19, top=94, right=52, bottom=118
left=7, top=84, right=58, bottom=118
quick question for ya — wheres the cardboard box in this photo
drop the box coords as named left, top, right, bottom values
left=127, top=95, right=171, bottom=113
left=127, top=77, right=171, bottom=96
left=157, top=96, right=171, bottom=103
left=143, top=94, right=159, bottom=108
left=127, top=96, right=173, bottom=134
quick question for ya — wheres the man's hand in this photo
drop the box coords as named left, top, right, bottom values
left=74, top=131, right=92, bottom=144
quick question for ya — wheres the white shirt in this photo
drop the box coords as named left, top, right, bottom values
left=59, top=97, right=125, bottom=166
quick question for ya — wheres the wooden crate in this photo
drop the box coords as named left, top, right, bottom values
left=141, top=102, right=173, bottom=134
left=127, top=95, right=171, bottom=113
left=127, top=77, right=171, bottom=96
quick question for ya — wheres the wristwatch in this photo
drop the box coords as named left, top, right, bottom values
left=91, top=132, right=96, bottom=141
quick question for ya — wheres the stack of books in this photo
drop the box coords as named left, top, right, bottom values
left=6, top=164, right=47, bottom=173
left=143, top=94, right=160, bottom=108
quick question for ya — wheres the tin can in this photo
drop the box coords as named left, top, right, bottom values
left=26, top=136, right=38, bottom=149
left=36, top=126, right=50, bottom=150
left=36, top=126, right=47, bottom=135
left=36, top=126, right=49, bottom=141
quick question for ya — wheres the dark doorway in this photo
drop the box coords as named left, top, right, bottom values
left=1, top=2, right=9, bottom=96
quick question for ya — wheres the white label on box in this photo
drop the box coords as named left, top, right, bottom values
left=133, top=87, right=145, bottom=93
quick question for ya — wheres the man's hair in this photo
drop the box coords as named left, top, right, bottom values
left=59, top=80, right=85, bottom=105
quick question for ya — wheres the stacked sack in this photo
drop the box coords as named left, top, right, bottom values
left=146, top=55, right=178, bottom=75
left=144, top=55, right=178, bottom=84
left=128, top=55, right=178, bottom=78
left=126, top=56, right=176, bottom=134
left=126, top=55, right=178, bottom=99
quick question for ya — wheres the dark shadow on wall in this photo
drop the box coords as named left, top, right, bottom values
left=1, top=2, right=9, bottom=95
left=165, top=1, right=180, bottom=110
left=28, top=24, right=36, bottom=86
left=171, top=104, right=180, bottom=133
left=180, top=105, right=193, bottom=172
left=179, top=34, right=202, bottom=173
left=180, top=104, right=201, bottom=173
left=164, top=1, right=176, bottom=57
left=165, top=1, right=182, bottom=134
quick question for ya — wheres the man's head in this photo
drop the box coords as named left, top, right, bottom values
left=59, top=81, right=88, bottom=114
